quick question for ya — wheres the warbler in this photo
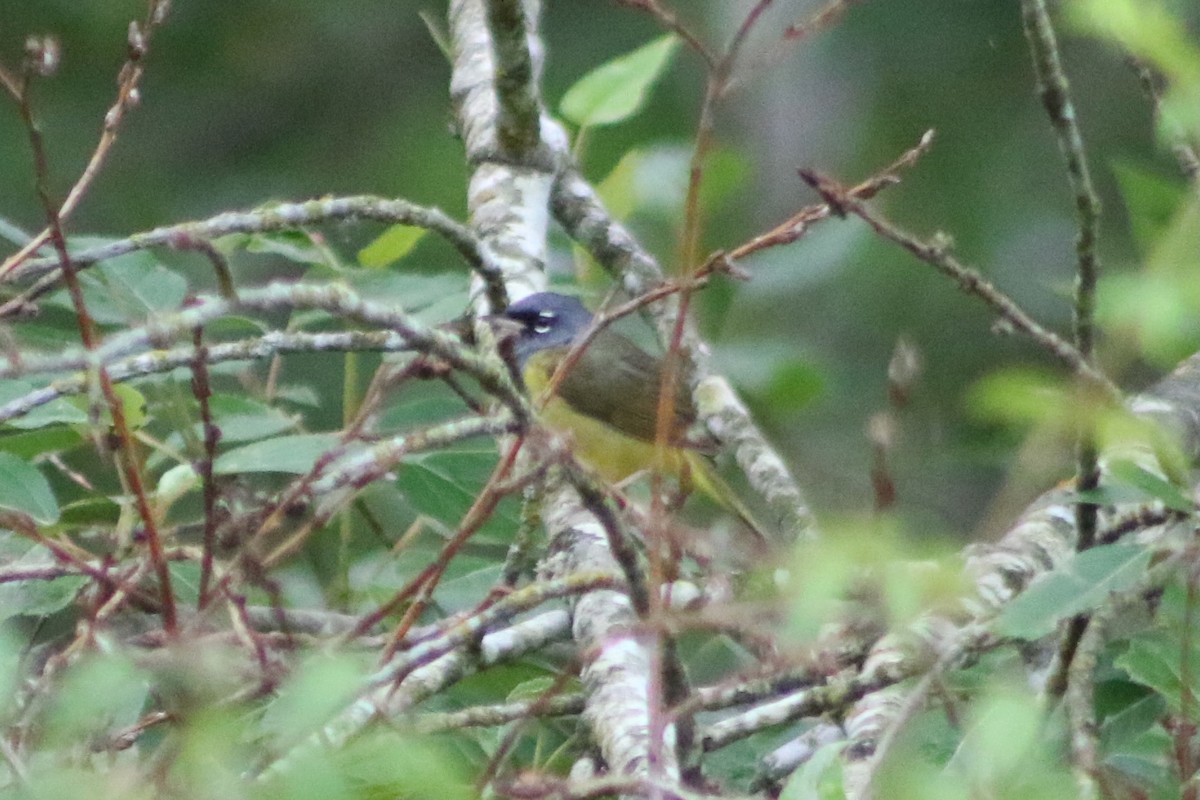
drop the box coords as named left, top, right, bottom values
left=499, top=291, right=765, bottom=539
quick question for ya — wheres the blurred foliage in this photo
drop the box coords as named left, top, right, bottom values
left=2, top=1, right=1200, bottom=799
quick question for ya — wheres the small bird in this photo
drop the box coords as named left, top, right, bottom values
left=499, top=291, right=765, bottom=539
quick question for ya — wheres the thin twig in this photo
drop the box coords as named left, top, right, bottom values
left=615, top=0, right=716, bottom=68
left=1, top=195, right=495, bottom=316
left=799, top=169, right=1121, bottom=403
left=373, top=436, right=526, bottom=658
left=191, top=327, right=220, bottom=608
left=415, top=692, right=585, bottom=734
left=1021, top=0, right=1104, bottom=547
left=713, top=129, right=935, bottom=268
left=726, top=0, right=866, bottom=93
left=1022, top=1, right=1106, bottom=708
left=12, top=42, right=177, bottom=635
left=0, top=1, right=172, bottom=279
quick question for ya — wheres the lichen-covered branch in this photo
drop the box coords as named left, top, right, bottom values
left=0, top=195, right=498, bottom=316
left=834, top=351, right=1200, bottom=789
left=448, top=0, right=685, bottom=786
left=449, top=0, right=563, bottom=304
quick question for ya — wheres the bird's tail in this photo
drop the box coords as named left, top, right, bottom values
left=682, top=451, right=771, bottom=547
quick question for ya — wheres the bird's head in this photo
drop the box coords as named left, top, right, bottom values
left=500, top=292, right=594, bottom=369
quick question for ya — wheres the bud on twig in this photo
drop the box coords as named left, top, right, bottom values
left=23, top=35, right=60, bottom=77
left=887, top=336, right=922, bottom=408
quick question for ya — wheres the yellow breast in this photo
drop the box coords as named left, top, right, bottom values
left=522, top=348, right=685, bottom=484
left=537, top=394, right=685, bottom=484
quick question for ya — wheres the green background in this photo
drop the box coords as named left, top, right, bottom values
left=1, top=1, right=1191, bottom=537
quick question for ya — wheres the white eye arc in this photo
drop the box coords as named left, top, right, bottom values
left=532, top=311, right=556, bottom=334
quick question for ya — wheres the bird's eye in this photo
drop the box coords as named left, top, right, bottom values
left=532, top=311, right=556, bottom=334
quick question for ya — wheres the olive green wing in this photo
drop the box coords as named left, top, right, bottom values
left=553, top=330, right=697, bottom=445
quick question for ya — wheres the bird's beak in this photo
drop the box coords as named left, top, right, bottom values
left=438, top=311, right=521, bottom=345
left=484, top=314, right=524, bottom=342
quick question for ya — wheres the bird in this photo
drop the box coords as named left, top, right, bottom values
left=498, top=291, right=766, bottom=540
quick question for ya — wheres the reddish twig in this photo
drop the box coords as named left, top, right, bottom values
left=373, top=436, right=527, bottom=661
left=785, top=0, right=863, bottom=40
left=1, top=1, right=171, bottom=278
left=798, top=167, right=1121, bottom=402
left=615, top=0, right=716, bottom=68
left=191, top=327, right=221, bottom=608
left=708, top=129, right=936, bottom=270
left=10, top=40, right=177, bottom=635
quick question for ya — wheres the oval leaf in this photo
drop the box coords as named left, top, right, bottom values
left=560, top=34, right=679, bottom=127
left=0, top=452, right=59, bottom=524
left=357, top=225, right=427, bottom=269
left=214, top=433, right=340, bottom=475
left=994, top=544, right=1152, bottom=640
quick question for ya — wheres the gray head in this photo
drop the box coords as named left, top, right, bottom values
left=502, top=292, right=594, bottom=369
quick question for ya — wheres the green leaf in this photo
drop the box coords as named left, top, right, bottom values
left=377, top=383, right=471, bottom=432
left=594, top=143, right=748, bottom=224
left=259, top=744, right=351, bottom=800
left=596, top=149, right=643, bottom=220
left=1111, top=161, right=1188, bottom=255
left=1115, top=580, right=1200, bottom=719
left=156, top=463, right=201, bottom=511
left=560, top=34, right=679, bottom=127
left=0, top=571, right=85, bottom=623
left=395, top=446, right=515, bottom=538
left=357, top=224, right=427, bottom=268
left=0, top=427, right=84, bottom=460
left=1116, top=632, right=1195, bottom=714
left=698, top=146, right=750, bottom=213
left=239, top=229, right=332, bottom=266
left=1067, top=0, right=1200, bottom=87
left=336, top=730, right=474, bottom=800
left=763, top=360, right=826, bottom=412
left=437, top=559, right=504, bottom=612
left=1097, top=684, right=1178, bottom=793
left=507, top=676, right=558, bottom=703
left=398, top=448, right=496, bottom=511
left=58, top=495, right=121, bottom=526
left=66, top=247, right=188, bottom=325
left=780, top=739, right=846, bottom=800
left=946, top=685, right=1076, bottom=797
left=273, top=384, right=322, bottom=407
left=966, top=368, right=1070, bottom=429
left=44, top=654, right=150, bottom=745
left=1146, top=194, right=1200, bottom=282
left=206, top=393, right=299, bottom=443
left=1105, top=743, right=1176, bottom=797
left=0, top=536, right=83, bottom=622
left=1100, top=693, right=1168, bottom=753
left=262, top=654, right=364, bottom=741
left=214, top=433, right=341, bottom=474
left=618, top=143, right=690, bottom=216
left=168, top=560, right=202, bottom=607
left=111, top=381, right=150, bottom=430
left=343, top=269, right=467, bottom=315
left=0, top=380, right=89, bottom=429
left=994, top=544, right=1152, bottom=640
left=0, top=452, right=59, bottom=523
left=1098, top=271, right=1200, bottom=365
left=1098, top=195, right=1200, bottom=365
left=1101, top=460, right=1193, bottom=513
